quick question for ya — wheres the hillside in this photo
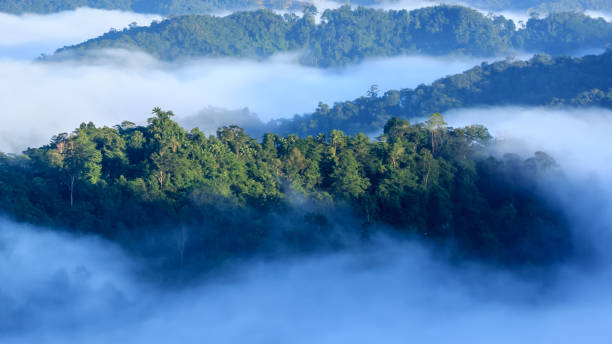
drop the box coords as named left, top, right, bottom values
left=48, top=6, right=612, bottom=67
left=0, top=111, right=571, bottom=270
left=271, top=50, right=612, bottom=136
left=464, top=0, right=612, bottom=12
left=2, top=0, right=611, bottom=15
left=0, top=0, right=306, bottom=15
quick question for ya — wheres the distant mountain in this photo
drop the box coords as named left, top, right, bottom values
left=0, top=0, right=309, bottom=15
left=48, top=6, right=612, bottom=67
left=462, top=0, right=612, bottom=12
left=270, top=50, right=612, bottom=136
left=1, top=0, right=611, bottom=15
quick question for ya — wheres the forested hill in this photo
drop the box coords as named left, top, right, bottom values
left=48, top=6, right=612, bottom=67
left=0, top=0, right=306, bottom=15
left=2, top=0, right=611, bottom=15
left=463, top=0, right=612, bottom=12
left=271, top=50, right=612, bottom=136
left=0, top=110, right=570, bottom=270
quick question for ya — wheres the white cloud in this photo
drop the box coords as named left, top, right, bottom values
left=585, top=10, right=612, bottom=22
left=1, top=5, right=612, bottom=344
left=0, top=50, right=488, bottom=153
left=444, top=106, right=612, bottom=249
left=2, top=106, right=610, bottom=344
left=1, top=218, right=612, bottom=344
left=0, top=8, right=161, bottom=59
left=444, top=107, right=612, bottom=178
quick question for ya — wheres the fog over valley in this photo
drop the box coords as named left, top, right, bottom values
left=0, top=50, right=488, bottom=153
left=2, top=105, right=612, bottom=342
left=1, top=1, right=611, bottom=343
left=0, top=8, right=160, bottom=59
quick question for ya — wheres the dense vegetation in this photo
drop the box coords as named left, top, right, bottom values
left=49, top=5, right=612, bottom=67
left=2, top=0, right=611, bottom=15
left=271, top=50, right=612, bottom=136
left=0, top=0, right=304, bottom=15
left=0, top=109, right=571, bottom=274
left=464, top=0, right=612, bottom=12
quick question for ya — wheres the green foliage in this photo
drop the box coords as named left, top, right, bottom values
left=0, top=0, right=130, bottom=14
left=274, top=50, right=612, bottom=136
left=0, top=0, right=301, bottom=15
left=518, top=12, right=612, bottom=54
left=0, top=110, right=570, bottom=266
left=49, top=6, right=612, bottom=67
left=463, top=0, right=612, bottom=12
left=3, top=0, right=611, bottom=16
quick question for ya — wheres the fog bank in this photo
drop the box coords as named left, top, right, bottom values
left=0, top=51, right=486, bottom=153
left=445, top=107, right=612, bottom=180
left=2, top=106, right=612, bottom=342
left=444, top=106, right=612, bottom=252
left=585, top=10, right=612, bottom=22
left=0, top=8, right=160, bottom=59
left=1, top=217, right=611, bottom=343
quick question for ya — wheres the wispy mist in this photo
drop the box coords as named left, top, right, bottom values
left=0, top=50, right=487, bottom=153
left=444, top=106, right=612, bottom=252
left=585, top=10, right=612, bottom=22
left=2, top=107, right=612, bottom=343
left=1, top=214, right=611, bottom=343
left=445, top=107, right=612, bottom=179
left=2, top=6, right=612, bottom=342
left=0, top=8, right=160, bottom=59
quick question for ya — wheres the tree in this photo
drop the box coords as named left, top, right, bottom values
left=330, top=150, right=370, bottom=201
left=147, top=107, right=185, bottom=191
left=0, top=111, right=573, bottom=267
left=425, top=113, right=447, bottom=156
left=367, top=84, right=379, bottom=98
left=49, top=132, right=102, bottom=207
left=302, top=4, right=318, bottom=18
left=418, top=148, right=438, bottom=188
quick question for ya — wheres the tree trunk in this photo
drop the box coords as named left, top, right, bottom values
left=157, top=170, right=164, bottom=190
left=70, top=175, right=75, bottom=208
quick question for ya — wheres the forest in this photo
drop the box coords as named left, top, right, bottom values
left=0, top=0, right=304, bottom=15
left=464, top=0, right=612, bottom=12
left=2, top=0, right=612, bottom=341
left=48, top=5, right=612, bottom=67
left=1, top=0, right=611, bottom=14
left=270, top=49, right=612, bottom=136
left=0, top=109, right=571, bottom=276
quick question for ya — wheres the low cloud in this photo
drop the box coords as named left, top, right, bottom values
left=177, top=106, right=266, bottom=136
left=0, top=50, right=487, bottom=153
left=0, top=8, right=161, bottom=59
left=2, top=8, right=611, bottom=342
left=444, top=107, right=612, bottom=179
left=1, top=215, right=612, bottom=343
left=585, top=10, right=612, bottom=22
left=444, top=106, right=612, bottom=252
left=3, top=107, right=612, bottom=343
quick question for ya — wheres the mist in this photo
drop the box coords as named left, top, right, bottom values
left=585, top=10, right=612, bottom=22
left=0, top=50, right=487, bottom=153
left=0, top=8, right=161, bottom=60
left=1, top=105, right=612, bottom=342
left=445, top=107, right=612, bottom=178
left=2, top=5, right=612, bottom=341
left=444, top=106, right=612, bottom=252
